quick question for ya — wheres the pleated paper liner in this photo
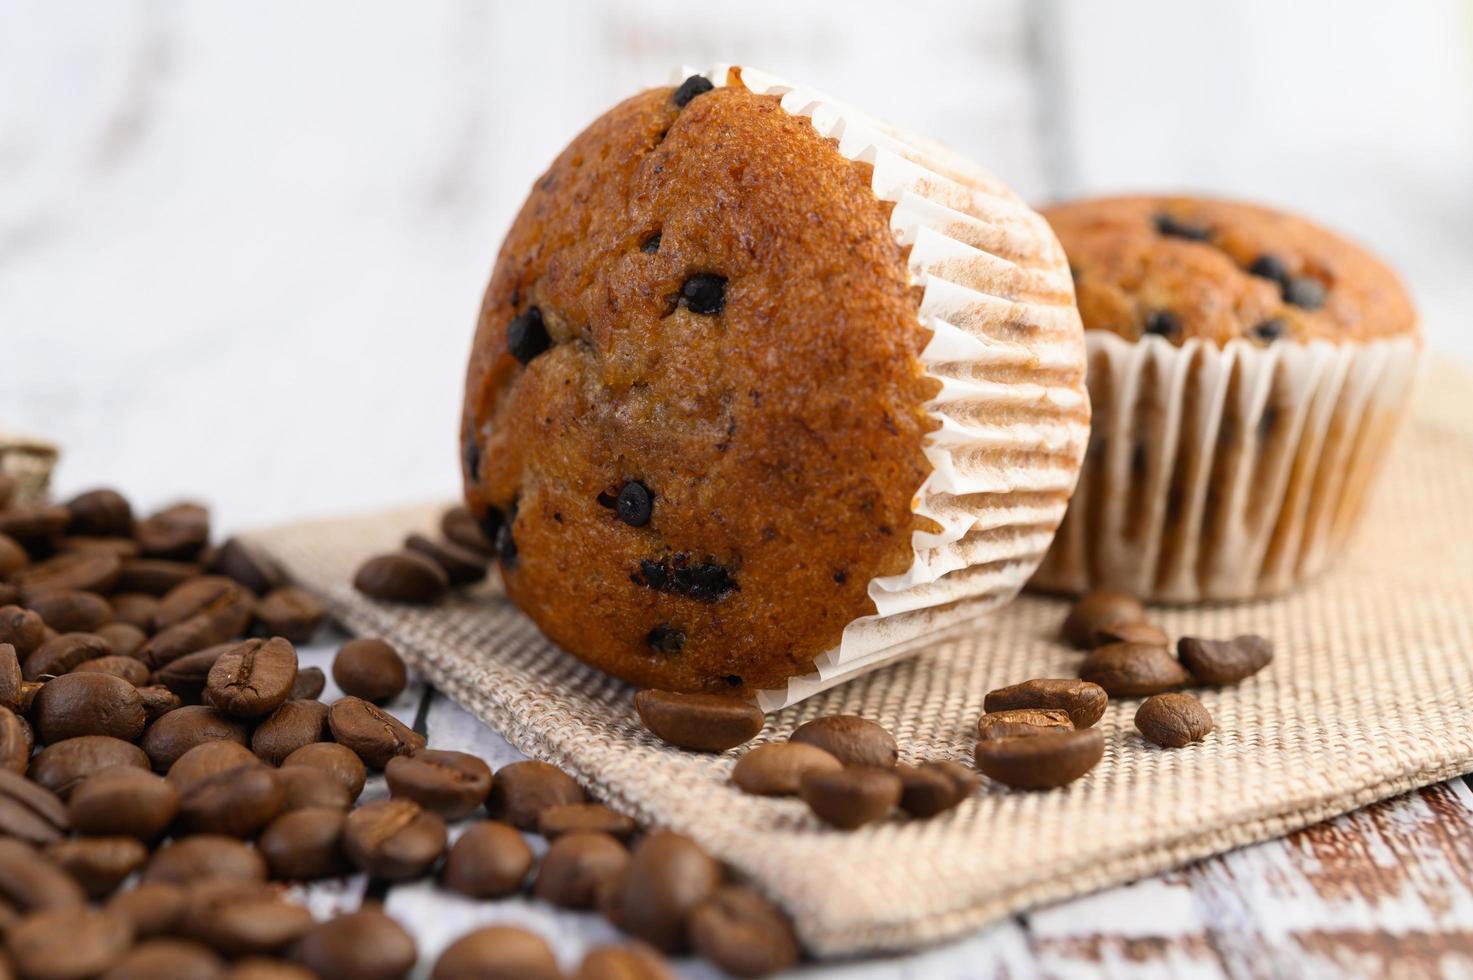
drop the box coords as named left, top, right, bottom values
left=1032, top=330, right=1420, bottom=602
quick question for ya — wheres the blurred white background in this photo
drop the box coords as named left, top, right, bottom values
left=4, top=0, right=1471, bottom=534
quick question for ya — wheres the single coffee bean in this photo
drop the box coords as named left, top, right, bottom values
left=343, top=799, right=447, bottom=880
left=44, top=836, right=148, bottom=898
left=0, top=505, right=70, bottom=547
left=440, top=505, right=495, bottom=557
left=799, top=766, right=902, bottom=830
left=403, top=534, right=488, bottom=586
left=896, top=760, right=979, bottom=819
left=95, top=623, right=147, bottom=659
left=64, top=489, right=133, bottom=537
left=0, top=642, right=24, bottom=710
left=288, top=666, right=325, bottom=701
left=599, top=831, right=722, bottom=953
left=688, top=884, right=800, bottom=978
left=154, top=576, right=254, bottom=634
left=176, top=880, right=315, bottom=958
left=206, top=638, right=298, bottom=718
left=251, top=700, right=329, bottom=766
left=115, top=559, right=201, bottom=596
left=352, top=551, right=449, bottom=604
left=1177, top=634, right=1274, bottom=685
left=281, top=742, right=366, bottom=801
left=633, top=690, right=764, bottom=752
left=99, top=937, right=224, bottom=980
left=789, top=714, right=898, bottom=768
left=1090, top=621, right=1171, bottom=649
left=24, top=631, right=111, bottom=680
left=0, top=768, right=69, bottom=844
left=12, top=550, right=122, bottom=600
left=229, top=957, right=318, bottom=980
left=442, top=820, right=533, bottom=898
left=534, top=831, right=629, bottom=909
left=134, top=502, right=210, bottom=560
left=0, top=532, right=27, bottom=578
left=69, top=767, right=179, bottom=840
left=1080, top=642, right=1192, bottom=696
left=253, top=587, right=324, bottom=644
left=384, top=749, right=491, bottom=820
left=6, top=906, right=134, bottom=980
left=178, top=764, right=284, bottom=837
left=275, top=766, right=353, bottom=812
left=974, top=729, right=1105, bottom=790
left=332, top=638, right=407, bottom=704
left=55, top=536, right=141, bottom=561
left=1061, top=589, right=1147, bottom=648
left=291, top=908, right=417, bottom=980
left=258, top=807, right=350, bottom=881
left=431, top=925, right=561, bottom=980
left=33, top=671, right=147, bottom=743
left=168, top=741, right=263, bottom=790
left=136, top=684, right=182, bottom=722
left=574, top=943, right=674, bottom=980
left=104, top=881, right=187, bottom=938
left=153, top=644, right=233, bottom=702
left=142, top=609, right=249, bottom=671
left=108, top=593, right=159, bottom=632
left=26, top=591, right=114, bottom=634
left=1135, top=692, right=1214, bottom=748
left=142, top=705, right=249, bottom=772
left=211, top=537, right=284, bottom=595
left=537, top=802, right=638, bottom=840
left=485, top=760, right=586, bottom=830
left=143, top=834, right=267, bottom=885
left=983, top=678, right=1109, bottom=728
left=327, top=697, right=424, bottom=768
left=0, top=705, right=29, bottom=773
left=74, top=655, right=150, bottom=686
left=0, top=838, right=86, bottom=912
left=28, top=735, right=149, bottom=798
left=730, top=742, right=843, bottom=798
left=976, top=708, right=1075, bottom=741
left=0, top=606, right=47, bottom=657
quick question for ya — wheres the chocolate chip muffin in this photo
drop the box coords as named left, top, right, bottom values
left=463, top=66, right=1087, bottom=700
left=1032, top=195, right=1419, bottom=602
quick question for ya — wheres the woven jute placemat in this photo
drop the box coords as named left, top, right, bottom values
left=247, top=365, right=1473, bottom=958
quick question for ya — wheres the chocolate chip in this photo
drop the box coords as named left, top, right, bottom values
left=646, top=625, right=685, bottom=653
left=462, top=435, right=481, bottom=482
left=476, top=505, right=504, bottom=544
left=1251, top=318, right=1286, bottom=343
left=506, top=307, right=550, bottom=364
left=1284, top=276, right=1326, bottom=310
left=616, top=482, right=653, bottom=527
left=494, top=521, right=517, bottom=567
left=1248, top=253, right=1290, bottom=287
left=679, top=275, right=726, bottom=315
left=633, top=554, right=735, bottom=602
left=672, top=75, right=714, bottom=107
left=1154, top=213, right=1211, bottom=241
left=1144, top=310, right=1182, bottom=338
left=640, top=233, right=661, bottom=254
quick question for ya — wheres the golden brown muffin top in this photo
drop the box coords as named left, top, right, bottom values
left=1044, top=195, right=1416, bottom=346
left=460, top=74, right=935, bottom=695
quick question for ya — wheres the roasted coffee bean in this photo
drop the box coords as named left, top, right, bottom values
left=154, top=576, right=253, bottom=633
left=211, top=537, right=283, bottom=595
left=288, top=666, right=324, bottom=701
left=327, top=697, right=423, bottom=768
left=0, top=505, right=69, bottom=547
left=143, top=835, right=267, bottom=885
left=230, top=957, right=317, bottom=980
left=896, top=760, right=979, bottom=819
left=33, top=671, right=146, bottom=743
left=789, top=714, right=898, bottom=768
left=23, top=631, right=111, bottom=680
left=485, top=759, right=586, bottom=830
left=275, top=766, right=353, bottom=812
left=384, top=749, right=491, bottom=820
left=258, top=807, right=350, bottom=880
left=538, top=802, right=638, bottom=840
left=115, top=558, right=201, bottom=596
left=575, top=943, right=674, bottom=980
left=353, top=551, right=449, bottom=604
left=976, top=708, right=1075, bottom=741
left=108, top=593, right=158, bottom=632
left=206, top=638, right=298, bottom=718
left=688, top=884, right=800, bottom=978
left=6, top=906, right=134, bottom=980
left=799, top=766, right=902, bottom=829
left=332, top=638, right=407, bottom=703
left=634, top=689, right=763, bottom=752
left=0, top=533, right=27, bottom=578
left=178, top=764, right=284, bottom=837
left=731, top=741, right=843, bottom=797
left=251, top=700, right=329, bottom=766
left=104, top=881, right=187, bottom=938
left=291, top=908, right=417, bottom=980
left=442, top=820, right=533, bottom=898
left=69, top=767, right=179, bottom=840
left=0, top=706, right=29, bottom=773
left=28, top=735, right=149, bottom=798
left=44, top=836, right=147, bottom=898
left=0, top=642, right=23, bottom=709
left=0, top=768, right=68, bottom=844
left=12, top=550, right=122, bottom=600
left=403, top=534, right=488, bottom=586
left=440, top=505, right=495, bottom=558
left=167, top=741, right=263, bottom=790
left=1135, top=692, right=1214, bottom=748
left=74, top=655, right=150, bottom=686
left=0, top=838, right=86, bottom=911
left=26, top=591, right=113, bottom=634
left=974, top=729, right=1105, bottom=790
left=343, top=799, right=446, bottom=880
left=431, top=925, right=561, bottom=980
left=679, top=274, right=727, bottom=315
left=136, top=684, right=182, bottom=722
left=142, top=706, right=250, bottom=772
left=983, top=678, right=1109, bottom=729
left=154, top=644, right=233, bottom=702
left=1284, top=275, right=1327, bottom=309
left=95, top=623, right=147, bottom=659
left=0, top=606, right=46, bottom=657
left=135, top=502, right=210, bottom=559
left=253, top=587, right=324, bottom=644
left=1090, top=621, right=1171, bottom=649
left=281, top=742, right=366, bottom=801
left=534, top=830, right=629, bottom=909
left=100, top=937, right=224, bottom=980
left=176, top=880, right=315, bottom=957
left=599, top=831, right=721, bottom=953
left=1079, top=642, right=1192, bottom=696
left=1061, top=589, right=1147, bottom=648
left=1177, top=634, right=1274, bottom=685
left=65, top=489, right=134, bottom=537
left=56, top=535, right=141, bottom=560
left=142, top=610, right=249, bottom=671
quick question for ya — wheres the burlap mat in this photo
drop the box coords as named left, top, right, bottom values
left=247, top=365, right=1473, bottom=959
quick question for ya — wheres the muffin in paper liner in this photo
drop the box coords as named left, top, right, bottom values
left=686, top=66, right=1090, bottom=710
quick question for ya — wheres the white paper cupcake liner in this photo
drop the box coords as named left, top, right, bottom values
left=1031, top=330, right=1421, bottom=603
left=676, top=66, right=1090, bottom=711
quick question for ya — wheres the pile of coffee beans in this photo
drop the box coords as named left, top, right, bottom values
left=0, top=487, right=803, bottom=978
